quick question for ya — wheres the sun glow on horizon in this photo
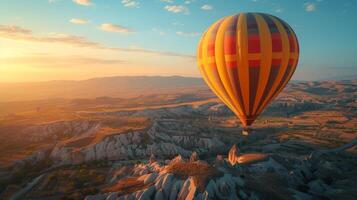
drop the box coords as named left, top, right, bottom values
left=0, top=37, right=198, bottom=83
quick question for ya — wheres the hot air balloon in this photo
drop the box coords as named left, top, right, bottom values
left=197, top=13, right=299, bottom=135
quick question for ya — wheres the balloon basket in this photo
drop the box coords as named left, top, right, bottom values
left=242, top=126, right=252, bottom=136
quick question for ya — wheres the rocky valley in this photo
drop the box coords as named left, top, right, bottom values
left=0, top=78, right=356, bottom=200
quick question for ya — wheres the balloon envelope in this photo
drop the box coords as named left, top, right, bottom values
left=197, top=13, right=299, bottom=127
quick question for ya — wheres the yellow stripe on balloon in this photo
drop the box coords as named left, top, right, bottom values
left=252, top=13, right=272, bottom=115
left=271, top=22, right=299, bottom=102
left=198, top=22, right=230, bottom=109
left=215, top=15, right=244, bottom=116
left=256, top=15, right=291, bottom=114
left=201, top=19, right=239, bottom=116
left=288, top=25, right=299, bottom=79
left=237, top=13, right=250, bottom=120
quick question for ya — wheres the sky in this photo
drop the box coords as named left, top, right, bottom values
left=0, top=0, right=356, bottom=82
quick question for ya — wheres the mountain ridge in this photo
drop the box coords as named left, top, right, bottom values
left=0, top=76, right=206, bottom=102
left=1, top=75, right=356, bottom=102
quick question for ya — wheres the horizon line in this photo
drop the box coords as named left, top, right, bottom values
left=0, top=74, right=356, bottom=85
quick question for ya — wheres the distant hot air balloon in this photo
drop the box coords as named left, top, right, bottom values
left=197, top=13, right=299, bottom=135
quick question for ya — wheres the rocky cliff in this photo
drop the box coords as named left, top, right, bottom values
left=50, top=120, right=227, bottom=165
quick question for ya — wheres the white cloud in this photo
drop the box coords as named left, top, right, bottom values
left=176, top=31, right=200, bottom=37
left=201, top=4, right=213, bottom=11
left=152, top=28, right=166, bottom=36
left=99, top=23, right=134, bottom=34
left=160, top=0, right=173, bottom=3
left=69, top=18, right=89, bottom=24
left=164, top=5, right=189, bottom=14
left=0, top=25, right=100, bottom=48
left=305, top=3, right=316, bottom=12
left=0, top=25, right=193, bottom=58
left=122, top=0, right=139, bottom=8
left=172, top=22, right=184, bottom=26
left=72, top=0, right=92, bottom=6
left=2, top=55, right=125, bottom=66
left=275, top=8, right=283, bottom=13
